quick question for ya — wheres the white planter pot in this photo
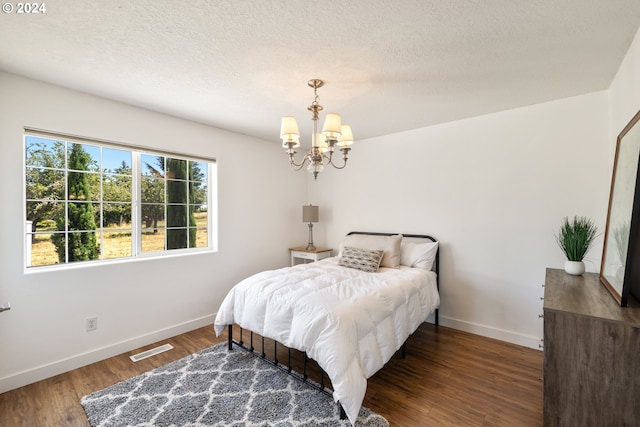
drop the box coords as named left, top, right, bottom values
left=565, top=260, right=585, bottom=276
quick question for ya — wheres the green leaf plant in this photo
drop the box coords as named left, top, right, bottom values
left=556, top=216, right=598, bottom=262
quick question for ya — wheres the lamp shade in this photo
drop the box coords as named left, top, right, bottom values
left=280, top=116, right=300, bottom=139
left=321, top=113, right=342, bottom=140
left=281, top=133, right=300, bottom=148
left=337, top=124, right=354, bottom=146
left=302, top=205, right=319, bottom=223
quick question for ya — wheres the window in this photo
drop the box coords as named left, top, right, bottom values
left=24, top=131, right=216, bottom=269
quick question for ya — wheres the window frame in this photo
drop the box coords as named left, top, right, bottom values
left=23, top=128, right=217, bottom=272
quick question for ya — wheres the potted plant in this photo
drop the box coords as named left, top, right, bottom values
left=556, top=216, right=598, bottom=275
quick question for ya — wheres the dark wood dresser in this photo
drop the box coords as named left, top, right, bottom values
left=543, top=268, right=640, bottom=426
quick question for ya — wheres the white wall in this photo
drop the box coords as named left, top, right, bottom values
left=0, top=72, right=307, bottom=392
left=310, top=91, right=610, bottom=348
left=609, top=25, right=640, bottom=153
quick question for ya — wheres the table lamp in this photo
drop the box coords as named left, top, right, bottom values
left=302, top=205, right=319, bottom=250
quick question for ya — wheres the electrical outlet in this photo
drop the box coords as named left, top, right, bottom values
left=86, top=316, right=98, bottom=332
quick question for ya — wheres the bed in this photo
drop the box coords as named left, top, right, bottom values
left=213, top=232, right=440, bottom=425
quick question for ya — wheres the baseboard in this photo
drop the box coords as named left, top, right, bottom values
left=438, top=315, right=543, bottom=350
left=0, top=314, right=215, bottom=394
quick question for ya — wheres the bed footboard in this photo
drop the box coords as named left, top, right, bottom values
left=227, top=324, right=347, bottom=420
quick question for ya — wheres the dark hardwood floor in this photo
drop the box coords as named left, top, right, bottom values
left=0, top=323, right=542, bottom=427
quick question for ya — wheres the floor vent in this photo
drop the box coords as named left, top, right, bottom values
left=130, top=343, right=174, bottom=362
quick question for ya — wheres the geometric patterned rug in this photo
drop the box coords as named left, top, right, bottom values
left=81, top=342, right=389, bottom=427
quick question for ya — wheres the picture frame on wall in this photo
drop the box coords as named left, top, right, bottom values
left=600, top=109, right=640, bottom=307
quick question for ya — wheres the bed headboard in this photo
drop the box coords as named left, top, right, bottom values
left=346, top=231, right=439, bottom=281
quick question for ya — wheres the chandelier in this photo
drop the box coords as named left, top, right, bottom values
left=280, top=79, right=354, bottom=180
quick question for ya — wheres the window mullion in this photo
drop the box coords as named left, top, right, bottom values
left=133, top=151, right=141, bottom=256
left=64, top=143, right=69, bottom=264
left=99, top=147, right=104, bottom=260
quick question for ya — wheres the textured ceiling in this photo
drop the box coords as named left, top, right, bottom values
left=1, top=0, right=640, bottom=144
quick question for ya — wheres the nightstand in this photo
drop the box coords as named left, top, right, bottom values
left=289, top=247, right=333, bottom=266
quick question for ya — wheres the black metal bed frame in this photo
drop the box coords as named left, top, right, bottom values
left=225, top=232, right=440, bottom=421
left=227, top=324, right=349, bottom=419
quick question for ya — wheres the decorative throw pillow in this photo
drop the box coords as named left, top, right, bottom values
left=339, top=246, right=384, bottom=273
left=339, top=234, right=402, bottom=268
left=400, top=241, right=438, bottom=270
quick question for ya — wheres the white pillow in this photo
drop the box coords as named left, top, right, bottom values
left=340, top=234, right=402, bottom=268
left=400, top=241, right=438, bottom=270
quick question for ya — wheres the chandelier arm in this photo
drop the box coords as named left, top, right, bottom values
left=328, top=158, right=348, bottom=169
left=327, top=147, right=351, bottom=169
left=322, top=150, right=333, bottom=165
left=289, top=152, right=311, bottom=171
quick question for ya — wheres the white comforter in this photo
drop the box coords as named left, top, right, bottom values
left=213, top=257, right=439, bottom=425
